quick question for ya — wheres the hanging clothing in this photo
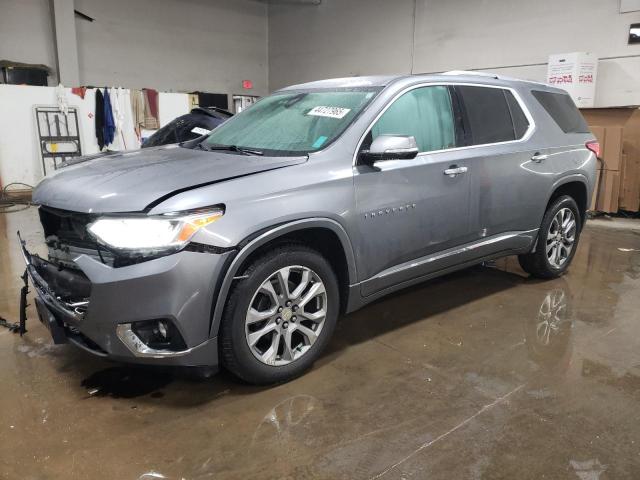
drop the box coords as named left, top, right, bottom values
left=55, top=83, right=69, bottom=115
left=142, top=88, right=159, bottom=129
left=111, top=88, right=139, bottom=151
left=111, top=88, right=125, bottom=147
left=71, top=87, right=87, bottom=99
left=130, top=89, right=145, bottom=140
left=95, top=88, right=105, bottom=150
left=103, top=88, right=116, bottom=146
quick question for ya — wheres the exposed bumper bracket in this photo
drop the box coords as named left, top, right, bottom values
left=18, top=231, right=85, bottom=326
left=19, top=267, right=29, bottom=336
left=0, top=266, right=28, bottom=335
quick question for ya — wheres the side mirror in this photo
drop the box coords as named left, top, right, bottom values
left=359, top=135, right=419, bottom=165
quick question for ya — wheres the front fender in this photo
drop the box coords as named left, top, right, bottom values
left=208, top=217, right=357, bottom=338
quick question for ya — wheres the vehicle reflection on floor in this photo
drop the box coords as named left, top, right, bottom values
left=526, top=285, right=573, bottom=374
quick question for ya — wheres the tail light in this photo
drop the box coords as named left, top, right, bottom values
left=586, top=140, right=600, bottom=158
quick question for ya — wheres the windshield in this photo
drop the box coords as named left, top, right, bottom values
left=203, top=88, right=381, bottom=155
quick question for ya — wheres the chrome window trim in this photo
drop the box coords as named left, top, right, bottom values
left=352, top=82, right=537, bottom=166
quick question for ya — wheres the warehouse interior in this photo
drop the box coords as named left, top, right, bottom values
left=1, top=0, right=640, bottom=478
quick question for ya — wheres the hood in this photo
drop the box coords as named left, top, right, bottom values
left=33, top=145, right=307, bottom=213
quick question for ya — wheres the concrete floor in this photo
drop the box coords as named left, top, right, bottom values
left=1, top=207, right=640, bottom=480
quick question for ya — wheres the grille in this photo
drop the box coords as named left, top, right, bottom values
left=37, top=206, right=172, bottom=268
left=38, top=207, right=115, bottom=268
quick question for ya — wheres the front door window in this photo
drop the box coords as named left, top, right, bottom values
left=370, top=85, right=456, bottom=153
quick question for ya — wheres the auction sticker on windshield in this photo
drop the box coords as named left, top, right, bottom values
left=307, top=106, right=351, bottom=119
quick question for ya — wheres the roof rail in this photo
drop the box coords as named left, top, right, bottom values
left=441, top=70, right=553, bottom=87
left=442, top=70, right=500, bottom=79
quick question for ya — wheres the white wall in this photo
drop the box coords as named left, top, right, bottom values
left=0, top=85, right=88, bottom=188
left=414, top=0, right=640, bottom=107
left=268, top=0, right=415, bottom=90
left=0, top=85, right=190, bottom=187
left=4, top=0, right=640, bottom=188
left=0, top=0, right=58, bottom=84
left=0, top=0, right=267, bottom=188
left=0, top=0, right=268, bottom=96
left=74, top=0, right=268, bottom=96
left=268, top=0, right=640, bottom=106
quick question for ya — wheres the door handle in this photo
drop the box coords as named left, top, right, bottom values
left=531, top=152, right=548, bottom=163
left=443, top=166, right=468, bottom=177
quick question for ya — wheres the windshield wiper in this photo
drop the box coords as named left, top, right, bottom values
left=283, top=92, right=307, bottom=108
left=202, top=143, right=264, bottom=156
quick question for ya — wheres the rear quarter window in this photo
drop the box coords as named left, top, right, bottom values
left=531, top=90, right=589, bottom=133
left=505, top=91, right=530, bottom=138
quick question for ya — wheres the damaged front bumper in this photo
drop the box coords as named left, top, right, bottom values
left=19, top=233, right=233, bottom=368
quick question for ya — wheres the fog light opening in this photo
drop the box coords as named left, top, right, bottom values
left=130, top=319, right=187, bottom=352
left=157, top=320, right=168, bottom=339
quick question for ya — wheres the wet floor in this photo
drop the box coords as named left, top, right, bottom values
left=1, top=207, right=640, bottom=479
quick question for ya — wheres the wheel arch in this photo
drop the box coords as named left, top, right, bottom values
left=546, top=175, right=589, bottom=230
left=209, top=218, right=357, bottom=338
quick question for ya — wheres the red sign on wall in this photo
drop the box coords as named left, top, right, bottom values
left=242, top=80, right=253, bottom=90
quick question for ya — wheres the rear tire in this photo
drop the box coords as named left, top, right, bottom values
left=220, top=245, right=339, bottom=385
left=518, top=195, right=581, bottom=279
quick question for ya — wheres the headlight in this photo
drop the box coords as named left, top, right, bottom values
left=87, top=208, right=224, bottom=251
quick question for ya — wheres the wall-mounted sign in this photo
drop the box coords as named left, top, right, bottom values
left=547, top=52, right=598, bottom=108
left=242, top=80, right=253, bottom=90
left=620, top=0, right=640, bottom=13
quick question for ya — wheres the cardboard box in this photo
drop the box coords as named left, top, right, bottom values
left=619, top=154, right=640, bottom=211
left=585, top=125, right=622, bottom=171
left=590, top=126, right=606, bottom=154
left=602, top=127, right=623, bottom=170
left=596, top=170, right=620, bottom=213
left=589, top=168, right=602, bottom=211
left=581, top=107, right=640, bottom=212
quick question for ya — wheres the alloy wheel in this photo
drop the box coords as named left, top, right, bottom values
left=545, top=208, right=576, bottom=268
left=245, top=266, right=328, bottom=366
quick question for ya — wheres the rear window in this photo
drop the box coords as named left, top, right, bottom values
left=457, top=86, right=517, bottom=145
left=531, top=90, right=589, bottom=133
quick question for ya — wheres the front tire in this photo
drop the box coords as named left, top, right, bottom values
left=220, top=245, right=339, bottom=385
left=518, top=195, right=581, bottom=279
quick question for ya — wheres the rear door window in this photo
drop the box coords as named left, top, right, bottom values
left=457, top=86, right=517, bottom=145
left=531, top=90, right=589, bottom=133
left=370, top=85, right=457, bottom=152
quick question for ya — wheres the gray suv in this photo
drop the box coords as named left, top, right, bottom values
left=23, top=72, right=598, bottom=384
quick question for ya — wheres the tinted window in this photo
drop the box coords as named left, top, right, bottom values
left=531, top=90, right=589, bottom=133
left=371, top=86, right=456, bottom=152
left=457, top=86, right=516, bottom=144
left=505, top=91, right=530, bottom=138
